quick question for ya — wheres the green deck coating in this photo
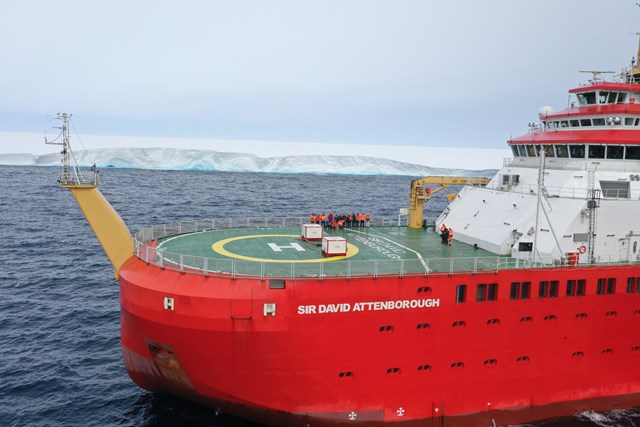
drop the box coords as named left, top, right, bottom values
left=155, top=226, right=503, bottom=277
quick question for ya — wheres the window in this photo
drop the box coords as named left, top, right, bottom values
left=570, top=119, right=580, bottom=127
left=580, top=119, right=592, bottom=127
left=517, top=145, right=528, bottom=157
left=511, top=146, right=519, bottom=157
left=567, top=279, right=586, bottom=297
left=626, top=117, right=635, bottom=126
left=476, top=283, right=498, bottom=302
left=456, top=284, right=467, bottom=303
left=577, top=92, right=596, bottom=105
left=569, top=144, right=585, bottom=158
left=606, top=145, right=624, bottom=159
left=543, top=145, right=554, bottom=157
left=538, top=280, right=559, bottom=298
left=555, top=145, right=569, bottom=158
left=627, top=146, right=640, bottom=160
left=599, top=91, right=610, bottom=104
left=592, top=118, right=605, bottom=126
left=627, top=277, right=640, bottom=294
left=597, top=278, right=616, bottom=295
left=519, top=242, right=533, bottom=252
left=510, top=282, right=531, bottom=300
left=588, top=145, right=605, bottom=159
left=526, top=145, right=537, bottom=157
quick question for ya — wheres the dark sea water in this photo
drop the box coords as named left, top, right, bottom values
left=2, top=165, right=640, bottom=427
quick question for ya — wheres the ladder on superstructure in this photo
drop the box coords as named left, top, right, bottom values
left=586, top=170, right=600, bottom=264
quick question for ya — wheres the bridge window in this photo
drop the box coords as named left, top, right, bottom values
left=606, top=145, right=624, bottom=159
left=570, top=119, right=580, bottom=127
left=511, top=146, right=519, bottom=157
left=526, top=145, right=537, bottom=157
left=577, top=92, right=596, bottom=105
left=580, top=119, right=592, bottom=127
left=627, top=146, right=640, bottom=160
left=555, top=145, right=569, bottom=158
left=588, top=145, right=605, bottom=159
left=517, top=145, right=527, bottom=157
left=592, top=118, right=605, bottom=126
left=569, top=144, right=585, bottom=158
left=543, top=145, right=554, bottom=157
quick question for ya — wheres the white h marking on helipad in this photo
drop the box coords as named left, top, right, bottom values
left=268, top=242, right=305, bottom=252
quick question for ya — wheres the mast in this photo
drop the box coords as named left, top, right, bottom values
left=531, top=148, right=545, bottom=264
left=46, top=113, right=133, bottom=278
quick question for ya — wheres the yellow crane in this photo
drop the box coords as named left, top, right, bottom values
left=408, top=176, right=491, bottom=229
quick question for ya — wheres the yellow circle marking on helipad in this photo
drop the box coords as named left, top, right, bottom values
left=212, top=234, right=359, bottom=262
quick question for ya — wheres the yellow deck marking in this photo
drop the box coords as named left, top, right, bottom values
left=212, top=234, right=359, bottom=262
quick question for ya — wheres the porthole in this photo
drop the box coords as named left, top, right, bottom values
left=379, top=325, right=394, bottom=332
left=416, top=323, right=431, bottom=329
left=520, top=316, right=533, bottom=323
left=486, top=318, right=501, bottom=325
left=450, top=362, right=465, bottom=369
left=602, top=348, right=614, bottom=355
left=572, top=351, right=584, bottom=358
left=575, top=313, right=588, bottom=319
left=452, top=320, right=467, bottom=328
left=516, top=356, right=530, bottom=363
left=605, top=310, right=617, bottom=317
left=483, top=359, right=497, bottom=366
left=417, top=286, right=432, bottom=295
left=417, top=364, right=432, bottom=372
left=544, top=314, right=557, bottom=321
left=386, top=367, right=401, bottom=374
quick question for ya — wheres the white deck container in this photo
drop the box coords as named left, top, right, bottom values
left=322, top=236, right=347, bottom=256
left=301, top=224, right=323, bottom=241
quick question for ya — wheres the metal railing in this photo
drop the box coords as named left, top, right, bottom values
left=130, top=217, right=640, bottom=281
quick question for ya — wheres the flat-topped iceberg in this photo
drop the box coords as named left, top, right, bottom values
left=0, top=147, right=496, bottom=177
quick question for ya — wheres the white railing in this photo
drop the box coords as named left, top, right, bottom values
left=131, top=218, right=640, bottom=280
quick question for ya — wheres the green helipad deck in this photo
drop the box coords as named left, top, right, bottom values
left=135, top=221, right=524, bottom=279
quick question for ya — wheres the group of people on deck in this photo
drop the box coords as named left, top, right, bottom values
left=439, top=224, right=454, bottom=245
left=309, top=212, right=370, bottom=229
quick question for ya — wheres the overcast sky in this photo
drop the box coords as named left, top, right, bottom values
left=1, top=0, right=639, bottom=157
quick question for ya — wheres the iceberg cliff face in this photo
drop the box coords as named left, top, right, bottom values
left=0, top=147, right=496, bottom=177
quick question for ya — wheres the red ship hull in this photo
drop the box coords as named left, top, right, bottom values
left=118, top=256, right=640, bottom=426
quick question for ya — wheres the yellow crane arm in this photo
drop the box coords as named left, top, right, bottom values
left=408, top=176, right=491, bottom=229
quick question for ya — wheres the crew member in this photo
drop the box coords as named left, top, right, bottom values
left=448, top=228, right=454, bottom=246
left=440, top=224, right=448, bottom=244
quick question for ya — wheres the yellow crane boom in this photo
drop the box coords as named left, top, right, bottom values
left=408, top=176, right=491, bottom=229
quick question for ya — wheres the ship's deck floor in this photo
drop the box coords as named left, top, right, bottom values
left=154, top=226, right=504, bottom=277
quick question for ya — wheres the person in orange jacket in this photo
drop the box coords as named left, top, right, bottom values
left=440, top=224, right=448, bottom=244
left=448, top=228, right=454, bottom=245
